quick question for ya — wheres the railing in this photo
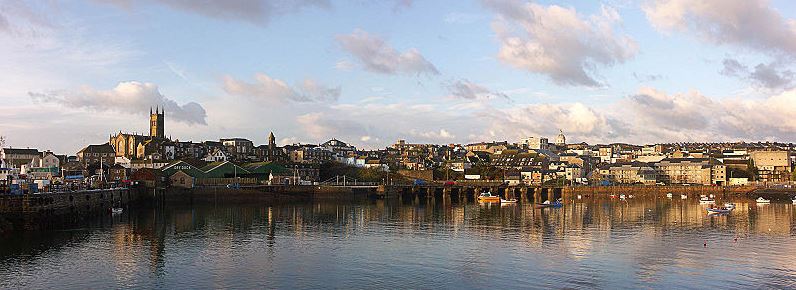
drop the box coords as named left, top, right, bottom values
left=319, top=175, right=381, bottom=186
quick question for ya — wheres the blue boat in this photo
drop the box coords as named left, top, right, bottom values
left=536, top=200, right=563, bottom=208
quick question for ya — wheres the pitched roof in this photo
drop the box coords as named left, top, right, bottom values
left=2, top=148, right=40, bottom=155
left=78, top=143, right=115, bottom=154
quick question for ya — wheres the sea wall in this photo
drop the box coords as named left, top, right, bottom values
left=160, top=185, right=374, bottom=203
left=0, top=188, right=139, bottom=234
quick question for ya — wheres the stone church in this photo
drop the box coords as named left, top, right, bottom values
left=110, top=107, right=173, bottom=160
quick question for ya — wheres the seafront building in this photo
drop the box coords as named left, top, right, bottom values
left=2, top=109, right=796, bottom=193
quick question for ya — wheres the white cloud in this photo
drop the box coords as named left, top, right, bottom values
left=336, top=29, right=439, bottom=75
left=483, top=102, right=619, bottom=143
left=644, top=0, right=796, bottom=55
left=223, top=73, right=341, bottom=103
left=483, top=0, right=637, bottom=86
left=29, top=81, right=208, bottom=125
left=409, top=129, right=456, bottom=140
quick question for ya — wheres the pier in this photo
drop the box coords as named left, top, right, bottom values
left=376, top=183, right=565, bottom=203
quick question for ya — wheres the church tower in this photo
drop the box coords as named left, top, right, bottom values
left=150, top=106, right=164, bottom=139
left=268, top=131, right=276, bottom=151
left=555, top=129, right=566, bottom=146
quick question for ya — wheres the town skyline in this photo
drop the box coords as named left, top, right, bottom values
left=3, top=0, right=796, bottom=153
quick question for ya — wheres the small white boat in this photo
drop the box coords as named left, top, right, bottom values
left=619, top=194, right=626, bottom=199
left=577, top=194, right=582, bottom=200
left=500, top=198, right=517, bottom=203
left=707, top=207, right=731, bottom=214
left=792, top=198, right=796, bottom=204
left=110, top=207, right=123, bottom=214
left=680, top=194, right=688, bottom=200
left=628, top=194, right=635, bottom=199
left=709, top=194, right=715, bottom=198
left=699, top=197, right=715, bottom=204
left=666, top=193, right=673, bottom=198
left=756, top=197, right=771, bottom=204
left=724, top=203, right=736, bottom=209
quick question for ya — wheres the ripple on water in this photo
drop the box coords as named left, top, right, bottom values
left=2, top=199, right=796, bottom=289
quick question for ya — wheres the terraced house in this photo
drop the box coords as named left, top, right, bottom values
left=597, top=162, right=657, bottom=185
left=654, top=158, right=726, bottom=185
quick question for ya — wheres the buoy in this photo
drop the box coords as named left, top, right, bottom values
left=704, top=240, right=707, bottom=247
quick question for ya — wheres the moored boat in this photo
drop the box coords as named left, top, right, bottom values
left=477, top=192, right=500, bottom=203
left=500, top=198, right=517, bottom=203
left=110, top=207, right=123, bottom=214
left=756, top=197, right=771, bottom=204
left=680, top=194, right=687, bottom=200
left=724, top=203, right=736, bottom=209
left=666, top=193, right=673, bottom=198
left=699, top=197, right=715, bottom=204
left=707, top=207, right=731, bottom=214
left=536, top=199, right=563, bottom=208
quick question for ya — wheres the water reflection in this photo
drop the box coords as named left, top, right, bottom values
left=2, top=196, right=796, bottom=288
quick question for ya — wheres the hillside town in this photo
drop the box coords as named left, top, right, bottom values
left=1, top=109, right=794, bottom=194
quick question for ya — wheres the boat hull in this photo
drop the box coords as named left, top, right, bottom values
left=478, top=197, right=500, bottom=203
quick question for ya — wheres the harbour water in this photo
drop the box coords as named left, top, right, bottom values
left=2, top=196, right=796, bottom=289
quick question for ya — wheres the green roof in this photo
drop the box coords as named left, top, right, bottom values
left=201, top=161, right=250, bottom=178
left=161, top=160, right=206, bottom=178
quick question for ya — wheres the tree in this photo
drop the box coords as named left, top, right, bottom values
left=0, top=135, right=5, bottom=148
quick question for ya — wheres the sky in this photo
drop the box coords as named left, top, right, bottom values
left=2, top=0, right=796, bottom=154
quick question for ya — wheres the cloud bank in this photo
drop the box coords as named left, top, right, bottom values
left=29, top=81, right=207, bottom=125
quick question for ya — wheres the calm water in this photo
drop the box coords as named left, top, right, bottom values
left=2, top=196, right=796, bottom=289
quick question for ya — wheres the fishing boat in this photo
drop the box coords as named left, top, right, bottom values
left=110, top=207, right=123, bottom=214
left=666, top=192, right=673, bottom=198
left=680, top=194, right=687, bottom=200
left=707, top=207, right=731, bottom=214
left=477, top=192, right=500, bottom=203
left=756, top=197, right=771, bottom=204
left=699, top=197, right=715, bottom=204
left=536, top=199, right=563, bottom=208
left=500, top=198, right=517, bottom=203
left=724, top=203, right=736, bottom=209
left=619, top=194, right=627, bottom=199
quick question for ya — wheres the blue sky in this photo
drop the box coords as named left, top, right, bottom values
left=2, top=0, right=796, bottom=154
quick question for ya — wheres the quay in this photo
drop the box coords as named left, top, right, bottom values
left=0, top=188, right=140, bottom=233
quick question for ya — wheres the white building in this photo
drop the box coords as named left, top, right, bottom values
left=555, top=130, right=566, bottom=146
left=521, top=137, right=549, bottom=150
left=204, top=148, right=228, bottom=162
